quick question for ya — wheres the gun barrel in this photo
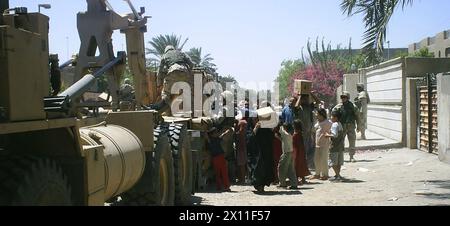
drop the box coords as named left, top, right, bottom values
left=124, top=0, right=142, bottom=20
left=59, top=59, right=74, bottom=70
left=60, top=52, right=126, bottom=100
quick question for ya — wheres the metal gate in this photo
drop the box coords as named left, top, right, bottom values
left=417, top=74, right=438, bottom=153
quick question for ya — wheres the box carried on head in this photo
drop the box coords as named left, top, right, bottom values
left=294, top=80, right=312, bottom=95
left=256, top=107, right=279, bottom=129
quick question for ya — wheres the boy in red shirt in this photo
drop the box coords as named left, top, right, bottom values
left=206, top=128, right=231, bottom=192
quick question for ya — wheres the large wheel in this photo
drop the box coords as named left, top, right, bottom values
left=121, top=127, right=175, bottom=206
left=168, top=124, right=193, bottom=206
left=0, top=155, right=72, bottom=206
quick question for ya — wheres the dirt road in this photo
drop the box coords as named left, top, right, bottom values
left=194, top=132, right=450, bottom=206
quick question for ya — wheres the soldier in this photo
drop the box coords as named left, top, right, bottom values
left=49, top=55, right=62, bottom=97
left=355, top=83, right=370, bottom=140
left=119, top=78, right=135, bottom=111
left=147, top=45, right=194, bottom=115
left=332, top=91, right=361, bottom=163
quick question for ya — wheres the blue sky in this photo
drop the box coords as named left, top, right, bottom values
left=9, top=0, right=450, bottom=86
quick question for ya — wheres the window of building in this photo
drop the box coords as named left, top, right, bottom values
left=446, top=48, right=450, bottom=57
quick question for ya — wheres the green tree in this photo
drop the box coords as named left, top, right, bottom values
left=341, top=0, right=414, bottom=64
left=276, top=59, right=305, bottom=99
left=306, top=37, right=365, bottom=73
left=145, top=34, right=189, bottom=72
left=218, top=75, right=237, bottom=84
left=412, top=47, right=435, bottom=57
left=393, top=47, right=434, bottom=59
left=187, top=47, right=217, bottom=74
left=146, top=34, right=189, bottom=61
left=218, top=75, right=238, bottom=90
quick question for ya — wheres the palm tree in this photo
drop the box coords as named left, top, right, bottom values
left=146, top=34, right=189, bottom=61
left=187, top=47, right=217, bottom=74
left=341, top=0, right=414, bottom=64
left=187, top=47, right=216, bottom=67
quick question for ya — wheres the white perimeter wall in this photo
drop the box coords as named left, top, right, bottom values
left=363, top=59, right=405, bottom=143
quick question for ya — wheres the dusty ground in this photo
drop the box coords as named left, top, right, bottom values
left=193, top=132, right=450, bottom=206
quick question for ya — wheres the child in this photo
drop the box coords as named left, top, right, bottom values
left=293, top=119, right=311, bottom=185
left=326, top=111, right=345, bottom=181
left=206, top=128, right=231, bottom=192
left=312, top=109, right=332, bottom=180
left=272, top=122, right=283, bottom=185
left=277, top=123, right=299, bottom=190
left=235, top=117, right=248, bottom=184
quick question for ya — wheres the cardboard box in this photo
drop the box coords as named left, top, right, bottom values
left=294, top=80, right=312, bottom=95
left=256, top=107, right=279, bottom=129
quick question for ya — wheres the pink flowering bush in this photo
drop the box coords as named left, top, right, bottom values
left=289, top=61, right=344, bottom=105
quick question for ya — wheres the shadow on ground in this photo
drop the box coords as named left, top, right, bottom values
left=352, top=143, right=403, bottom=151
left=357, top=138, right=385, bottom=141
left=339, top=178, right=365, bottom=184
left=197, top=189, right=240, bottom=194
left=252, top=190, right=304, bottom=196
left=344, top=159, right=377, bottom=163
left=415, top=180, right=450, bottom=200
left=303, top=181, right=323, bottom=185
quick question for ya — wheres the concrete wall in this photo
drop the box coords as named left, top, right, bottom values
left=360, top=58, right=405, bottom=144
left=405, top=78, right=418, bottom=149
left=438, top=74, right=450, bottom=164
left=343, top=74, right=359, bottom=101
left=409, top=30, right=450, bottom=58
left=336, top=85, right=343, bottom=104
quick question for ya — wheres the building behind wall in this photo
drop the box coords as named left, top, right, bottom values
left=409, top=30, right=450, bottom=58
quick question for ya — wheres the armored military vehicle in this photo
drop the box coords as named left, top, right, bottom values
left=0, top=0, right=217, bottom=206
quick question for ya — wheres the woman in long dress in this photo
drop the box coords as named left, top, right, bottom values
left=248, top=120, right=275, bottom=192
left=293, top=119, right=311, bottom=184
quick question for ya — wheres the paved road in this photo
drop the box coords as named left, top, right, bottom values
left=193, top=132, right=450, bottom=206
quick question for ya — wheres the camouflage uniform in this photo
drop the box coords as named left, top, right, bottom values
left=49, top=55, right=61, bottom=96
left=156, top=46, right=194, bottom=115
left=119, top=78, right=135, bottom=111
left=355, top=84, right=370, bottom=140
left=332, top=92, right=361, bottom=161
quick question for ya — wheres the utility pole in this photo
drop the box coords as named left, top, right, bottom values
left=38, top=4, right=51, bottom=13
left=387, top=40, right=391, bottom=60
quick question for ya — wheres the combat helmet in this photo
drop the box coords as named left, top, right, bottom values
left=164, top=45, right=175, bottom=53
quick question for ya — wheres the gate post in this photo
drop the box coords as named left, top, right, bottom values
left=437, top=73, right=450, bottom=163
left=426, top=74, right=435, bottom=153
left=406, top=78, right=418, bottom=149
